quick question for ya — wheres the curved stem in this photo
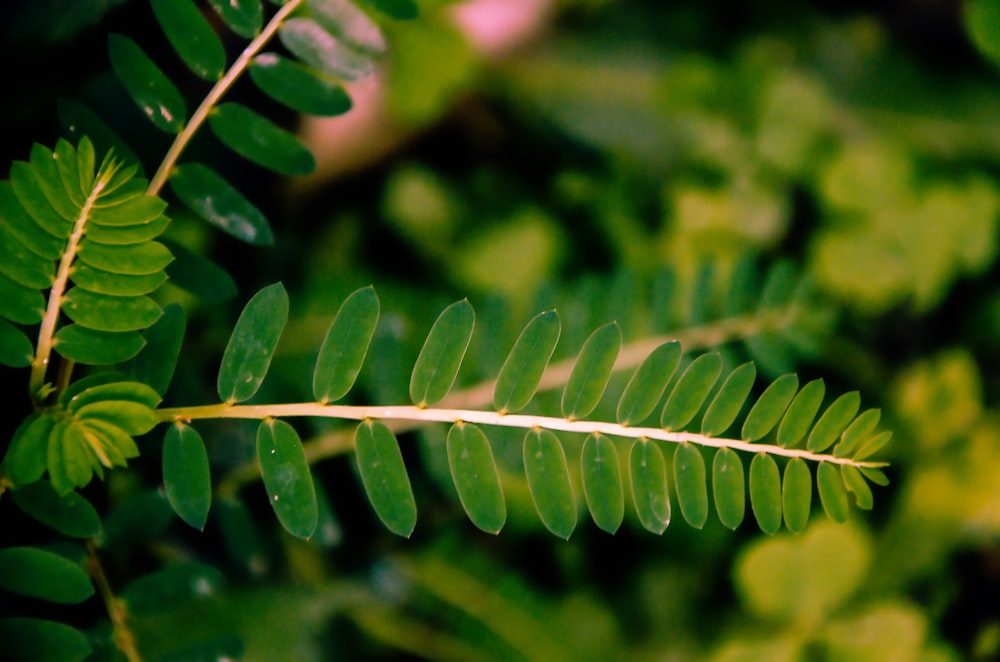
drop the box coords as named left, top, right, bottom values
left=87, top=541, right=142, bottom=662
left=146, top=0, right=304, bottom=196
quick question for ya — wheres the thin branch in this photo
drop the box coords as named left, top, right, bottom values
left=87, top=541, right=143, bottom=662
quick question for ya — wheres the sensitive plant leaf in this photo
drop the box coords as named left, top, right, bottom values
left=161, top=238, right=238, bottom=302
left=314, top=285, right=380, bottom=402
left=859, top=466, right=890, bottom=486
left=58, top=99, right=145, bottom=176
left=410, top=299, right=475, bottom=407
left=279, top=17, right=374, bottom=81
left=77, top=240, right=174, bottom=275
left=712, top=447, right=745, bottom=530
left=0, top=181, right=65, bottom=259
left=10, top=481, right=101, bottom=538
left=126, top=303, right=185, bottom=395
left=208, top=0, right=262, bottom=38
left=365, top=0, right=419, bottom=20
left=121, top=562, right=224, bottom=616
left=214, top=498, right=265, bottom=576
left=71, top=265, right=167, bottom=297
left=29, top=143, right=77, bottom=220
left=629, top=439, right=671, bottom=534
left=701, top=361, right=756, bottom=436
left=776, top=378, right=825, bottom=447
left=75, top=400, right=157, bottom=436
left=523, top=428, right=577, bottom=539
left=217, top=283, right=288, bottom=403
left=108, top=33, right=186, bottom=133
left=157, top=636, right=246, bottom=662
left=0, top=618, right=92, bottom=662
left=0, top=319, right=34, bottom=368
left=841, top=464, right=874, bottom=510
left=446, top=422, right=506, bottom=534
left=310, top=479, right=344, bottom=548
left=561, top=321, right=620, bottom=420
left=580, top=433, right=624, bottom=534
left=62, top=289, right=163, bottom=332
left=64, top=380, right=160, bottom=413
left=308, top=0, right=387, bottom=54
left=249, top=53, right=353, bottom=116
left=3, top=414, right=54, bottom=485
left=46, top=423, right=92, bottom=494
left=90, top=194, right=166, bottom=227
left=151, top=0, right=226, bottom=80
left=834, top=408, right=882, bottom=458
left=0, top=272, right=45, bottom=324
left=660, top=352, right=722, bottom=431
left=749, top=453, right=782, bottom=535
left=616, top=340, right=681, bottom=426
left=170, top=164, right=274, bottom=245
left=0, top=547, right=94, bottom=604
left=674, top=442, right=708, bottom=529
left=84, top=215, right=171, bottom=246
left=163, top=423, right=212, bottom=531
left=100, top=489, right=176, bottom=549
left=817, top=461, right=849, bottom=523
left=355, top=420, right=417, bottom=537
left=493, top=309, right=560, bottom=414
left=782, top=457, right=812, bottom=533
left=209, top=103, right=316, bottom=175
left=53, top=325, right=145, bottom=364
left=257, top=419, right=318, bottom=539
left=9, top=160, right=72, bottom=238
left=806, top=391, right=861, bottom=452
left=0, top=224, right=55, bottom=288
left=742, top=373, right=799, bottom=441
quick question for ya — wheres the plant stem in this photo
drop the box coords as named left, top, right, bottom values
left=87, top=541, right=143, bottom=662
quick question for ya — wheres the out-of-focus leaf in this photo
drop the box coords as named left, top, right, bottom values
left=308, top=0, right=387, bottom=54
left=217, top=283, right=288, bottom=403
left=561, top=321, right=620, bottom=420
left=806, top=391, right=861, bottom=452
left=157, top=635, right=246, bottom=662
left=279, top=17, right=373, bottom=81
left=10, top=481, right=101, bottom=538
left=151, top=0, right=226, bottom=80
left=629, top=439, right=671, bottom=534
left=100, top=490, right=175, bottom=549
left=314, top=285, right=379, bottom=402
left=580, top=433, right=624, bottom=534
left=617, top=341, right=681, bottom=426
left=742, top=374, right=799, bottom=441
left=776, top=379, right=825, bottom=447
left=355, top=420, right=417, bottom=537
left=523, top=428, right=576, bottom=539
left=0, top=319, right=33, bottom=368
left=209, top=103, right=316, bottom=175
left=410, top=299, right=475, bottom=407
left=966, top=0, right=1000, bottom=68
left=817, top=462, right=848, bottom=523
left=702, top=362, right=756, bottom=436
left=53, top=325, right=145, bottom=365
left=108, top=33, right=186, bottom=133
left=840, top=464, right=874, bottom=510
left=661, top=352, right=722, bottom=431
left=446, top=422, right=506, bottom=534
left=365, top=0, right=419, bottom=20
left=0, top=547, right=94, bottom=604
left=249, top=53, right=352, bottom=116
left=0, top=618, right=91, bottom=662
left=674, top=442, right=709, bottom=528
left=713, top=447, right=745, bottom=530
left=208, top=0, right=262, bottom=38
left=122, top=562, right=224, bottom=616
left=749, top=453, right=782, bottom=535
left=257, top=419, right=318, bottom=539
left=126, top=303, right=185, bottom=395
left=161, top=239, right=238, bottom=302
left=782, top=457, right=812, bottom=533
left=58, top=99, right=144, bottom=173
left=215, top=498, right=266, bottom=577
left=170, top=163, right=274, bottom=245
left=163, top=423, right=212, bottom=531
left=493, top=309, right=560, bottom=414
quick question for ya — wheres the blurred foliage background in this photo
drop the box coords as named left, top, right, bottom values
left=2, top=0, right=999, bottom=660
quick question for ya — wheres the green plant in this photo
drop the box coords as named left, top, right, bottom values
left=0, top=1, right=900, bottom=660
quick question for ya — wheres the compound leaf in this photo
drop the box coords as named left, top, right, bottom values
left=208, top=0, right=262, bottom=38
left=806, top=391, right=861, bottom=453
left=712, top=447, right=745, bottom=530
left=163, top=423, right=212, bottom=531
left=782, top=457, right=812, bottom=533
left=62, top=289, right=162, bottom=332
left=249, top=53, right=353, bottom=116
left=355, top=420, right=416, bottom=537
left=53, top=325, right=146, bottom=365
left=209, top=103, right=316, bottom=175
left=580, top=433, right=624, bottom=534
left=0, top=319, right=34, bottom=368
left=841, top=464, right=874, bottom=510
left=855, top=430, right=893, bottom=461
left=817, top=461, right=849, bottom=523
left=749, top=453, right=782, bottom=535
left=523, top=428, right=576, bottom=539
left=257, top=419, right=318, bottom=539
left=108, top=33, right=186, bottom=133
left=742, top=373, right=799, bottom=441
left=4, top=414, right=54, bottom=485
left=217, top=283, right=288, bottom=403
left=616, top=340, right=680, bottom=426
left=834, top=408, right=881, bottom=458
left=151, top=0, right=226, bottom=80
left=701, top=361, right=756, bottom=436
left=77, top=240, right=174, bottom=275
left=674, top=442, right=709, bottom=528
left=661, top=352, right=722, bottom=431
left=314, top=285, right=379, bottom=402
left=171, top=163, right=274, bottom=245
left=410, top=299, right=474, bottom=407
left=279, top=17, right=373, bottom=81
left=308, top=0, right=387, bottom=54
left=629, top=439, right=671, bottom=534
left=776, top=379, right=825, bottom=447
left=446, top=422, right=506, bottom=534
left=493, top=309, right=560, bottom=414
left=561, top=321, right=620, bottom=420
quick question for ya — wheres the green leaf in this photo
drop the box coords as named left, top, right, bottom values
left=628, top=439, right=671, bottom=534
left=214, top=498, right=264, bottom=575
left=0, top=224, right=55, bottom=289
left=859, top=466, right=890, bottom=486
left=108, top=33, right=186, bottom=133
left=126, top=303, right=186, bottom=395
left=776, top=379, right=825, bottom=447
left=46, top=423, right=92, bottom=494
left=151, top=0, right=226, bottom=80
left=660, top=352, right=722, bottom=431
left=209, top=103, right=316, bottom=175
left=91, top=194, right=167, bottom=226
left=122, top=562, right=224, bottom=616
left=314, top=285, right=380, bottom=402
left=493, top=309, right=560, bottom=414
left=741, top=373, right=799, bottom=441
left=217, top=283, right=288, bottom=403
left=0, top=181, right=65, bottom=259
left=53, top=325, right=146, bottom=365
left=279, top=17, right=373, bottom=81
left=78, top=240, right=174, bottom=275
left=712, top=447, right=745, bottom=530
left=101, top=489, right=176, bottom=549
left=355, top=420, right=417, bottom=537
left=4, top=415, right=54, bottom=485
left=365, top=0, right=419, bottom=20
left=523, top=428, right=576, bottom=539
left=65, top=379, right=160, bottom=413
left=71, top=264, right=167, bottom=296
left=0, top=618, right=91, bottom=662
left=10, top=481, right=102, bottom=538
left=806, top=391, right=861, bottom=452
left=62, top=289, right=162, bottom=332
left=966, top=0, right=1000, bottom=67
left=84, top=215, right=171, bottom=246
left=749, top=453, right=782, bottom=535
left=561, top=321, right=621, bottom=420
left=28, top=143, right=77, bottom=220
left=163, top=423, right=212, bottom=531
left=308, top=0, right=387, bottom=54
left=75, top=400, right=157, bottom=436
left=208, top=0, right=262, bottom=38
left=782, top=457, right=812, bottom=534
left=9, top=160, right=73, bottom=238
left=833, top=408, right=881, bottom=458
left=446, top=422, right=506, bottom=534
left=0, top=547, right=94, bottom=604
left=170, top=163, right=274, bottom=245
left=854, top=430, right=892, bottom=461
left=58, top=99, right=145, bottom=175
left=840, top=464, right=874, bottom=510
left=817, top=462, right=848, bottom=523
left=580, top=433, right=624, bottom=534
left=0, top=318, right=33, bottom=368
left=161, top=238, right=238, bottom=301
left=249, top=52, right=352, bottom=116
left=257, top=419, right=318, bottom=539
left=410, top=299, right=475, bottom=407
left=701, top=361, right=756, bottom=436
left=616, top=341, right=681, bottom=426
left=674, top=442, right=709, bottom=528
